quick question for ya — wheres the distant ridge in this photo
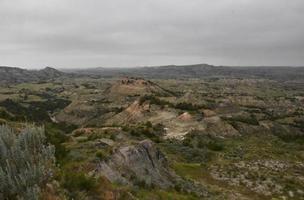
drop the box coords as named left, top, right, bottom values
left=1, top=64, right=303, bottom=83
left=71, top=63, right=304, bottom=81
left=0, top=66, right=66, bottom=84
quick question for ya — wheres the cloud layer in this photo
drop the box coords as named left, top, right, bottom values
left=0, top=0, right=303, bottom=68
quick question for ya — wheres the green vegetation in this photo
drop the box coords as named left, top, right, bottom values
left=139, top=95, right=173, bottom=107
left=161, top=140, right=214, bottom=163
left=0, top=125, right=55, bottom=200
left=44, top=123, right=75, bottom=162
left=0, top=98, right=70, bottom=122
left=139, top=95, right=206, bottom=111
left=135, top=189, right=199, bottom=200
left=127, top=122, right=165, bottom=142
left=0, top=75, right=303, bottom=199
left=62, top=172, right=97, bottom=191
left=95, top=147, right=113, bottom=161
left=174, top=102, right=203, bottom=111
left=223, top=114, right=259, bottom=126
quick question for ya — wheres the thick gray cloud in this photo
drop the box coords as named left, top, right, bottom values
left=0, top=0, right=303, bottom=68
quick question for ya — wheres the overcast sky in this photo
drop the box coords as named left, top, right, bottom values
left=0, top=0, right=303, bottom=68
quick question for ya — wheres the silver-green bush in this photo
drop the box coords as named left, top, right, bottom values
left=0, top=125, right=55, bottom=200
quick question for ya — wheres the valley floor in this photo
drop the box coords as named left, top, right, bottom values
left=0, top=77, right=303, bottom=199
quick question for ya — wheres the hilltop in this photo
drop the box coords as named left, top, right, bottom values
left=0, top=66, right=66, bottom=84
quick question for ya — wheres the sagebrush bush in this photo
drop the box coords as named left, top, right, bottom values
left=96, top=150, right=107, bottom=160
left=0, top=125, right=55, bottom=200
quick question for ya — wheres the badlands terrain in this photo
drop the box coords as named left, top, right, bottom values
left=0, top=65, right=304, bottom=199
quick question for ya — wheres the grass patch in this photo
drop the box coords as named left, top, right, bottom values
left=135, top=189, right=199, bottom=200
left=63, top=172, right=97, bottom=191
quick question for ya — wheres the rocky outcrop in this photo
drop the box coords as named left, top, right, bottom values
left=95, top=140, right=176, bottom=188
left=94, top=139, right=208, bottom=197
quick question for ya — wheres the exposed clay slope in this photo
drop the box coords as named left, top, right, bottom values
left=105, top=100, right=151, bottom=125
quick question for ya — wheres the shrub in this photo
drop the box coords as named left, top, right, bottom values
left=128, top=124, right=163, bottom=142
left=45, top=123, right=70, bottom=162
left=0, top=98, right=71, bottom=122
left=0, top=125, right=55, bottom=200
left=223, top=114, right=259, bottom=126
left=130, top=129, right=140, bottom=137
left=63, top=172, right=96, bottom=191
left=0, top=119, right=7, bottom=125
left=163, top=142, right=213, bottom=163
left=206, top=141, right=224, bottom=151
left=81, top=83, right=96, bottom=89
left=0, top=109, right=14, bottom=121
left=134, top=178, right=148, bottom=188
left=145, top=121, right=152, bottom=128
left=175, top=102, right=199, bottom=111
left=110, top=134, right=116, bottom=141
left=139, top=95, right=172, bottom=107
left=96, top=150, right=107, bottom=160
left=122, top=126, right=129, bottom=132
